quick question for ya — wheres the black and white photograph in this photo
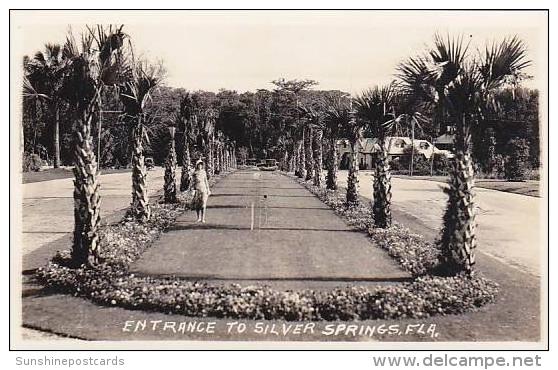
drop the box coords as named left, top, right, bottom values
left=9, top=9, right=548, bottom=350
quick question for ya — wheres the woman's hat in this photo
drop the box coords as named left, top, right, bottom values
left=195, top=159, right=204, bottom=166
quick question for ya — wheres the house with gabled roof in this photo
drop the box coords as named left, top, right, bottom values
left=337, top=136, right=453, bottom=170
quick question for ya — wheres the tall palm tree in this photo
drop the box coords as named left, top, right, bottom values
left=119, top=52, right=164, bottom=222
left=291, top=109, right=306, bottom=179
left=354, top=84, right=399, bottom=228
left=271, top=79, right=318, bottom=178
left=199, top=108, right=217, bottom=177
left=312, top=127, right=324, bottom=186
left=398, top=34, right=530, bottom=275
left=299, top=103, right=325, bottom=186
left=177, top=93, right=198, bottom=191
left=22, top=75, right=50, bottom=157
left=164, top=126, right=177, bottom=203
left=341, top=100, right=366, bottom=205
left=61, top=25, right=127, bottom=266
left=215, top=130, right=225, bottom=174
left=391, top=93, right=430, bottom=176
left=322, top=94, right=351, bottom=190
left=25, top=43, right=67, bottom=168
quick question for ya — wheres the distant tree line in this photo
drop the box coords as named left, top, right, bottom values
left=23, top=80, right=539, bottom=180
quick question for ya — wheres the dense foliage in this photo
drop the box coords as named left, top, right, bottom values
left=504, top=138, right=530, bottom=181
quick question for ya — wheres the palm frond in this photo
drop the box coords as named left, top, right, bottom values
left=480, top=36, right=531, bottom=91
left=22, top=77, right=50, bottom=101
left=354, top=83, right=399, bottom=137
left=430, top=33, right=470, bottom=87
left=396, top=55, right=439, bottom=108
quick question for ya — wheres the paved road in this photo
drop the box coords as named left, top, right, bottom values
left=21, top=168, right=164, bottom=259
left=131, top=170, right=409, bottom=290
left=337, top=170, right=543, bottom=276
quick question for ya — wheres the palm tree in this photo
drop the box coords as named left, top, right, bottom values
left=215, top=130, right=225, bottom=174
left=61, top=25, right=127, bottom=266
left=199, top=108, right=217, bottom=177
left=392, top=93, right=430, bottom=176
left=119, top=52, right=164, bottom=222
left=22, top=75, right=50, bottom=158
left=354, top=84, right=399, bottom=228
left=271, top=79, right=318, bottom=178
left=341, top=100, right=366, bottom=205
left=177, top=93, right=198, bottom=191
left=286, top=120, right=304, bottom=178
left=297, top=130, right=306, bottom=179
left=304, top=124, right=314, bottom=181
left=24, top=43, right=67, bottom=168
left=322, top=94, right=351, bottom=190
left=312, top=127, right=324, bottom=186
left=398, top=34, right=530, bottom=275
left=299, top=102, right=325, bottom=186
left=164, top=126, right=177, bottom=203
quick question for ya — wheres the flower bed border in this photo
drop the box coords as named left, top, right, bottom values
left=36, top=169, right=498, bottom=321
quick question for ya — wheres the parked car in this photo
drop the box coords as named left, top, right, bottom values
left=246, top=158, right=258, bottom=167
left=145, top=157, right=155, bottom=170
left=259, top=159, right=278, bottom=171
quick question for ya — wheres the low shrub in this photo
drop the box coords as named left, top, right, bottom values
left=37, top=263, right=497, bottom=321
left=504, top=138, right=530, bottom=181
left=432, top=153, right=450, bottom=176
left=22, top=152, right=42, bottom=172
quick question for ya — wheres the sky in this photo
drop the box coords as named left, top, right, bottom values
left=11, top=10, right=547, bottom=94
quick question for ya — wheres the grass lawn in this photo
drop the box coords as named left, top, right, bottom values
left=22, top=167, right=132, bottom=184
left=395, top=175, right=539, bottom=197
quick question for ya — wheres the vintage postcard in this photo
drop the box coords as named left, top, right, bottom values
left=9, top=9, right=548, bottom=350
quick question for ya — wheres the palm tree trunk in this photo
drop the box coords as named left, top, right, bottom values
left=410, top=122, right=415, bottom=176
left=180, top=132, right=191, bottom=191
left=214, top=141, right=221, bottom=175
left=293, top=141, right=299, bottom=175
left=313, top=129, right=323, bottom=186
left=297, top=135, right=306, bottom=179
left=305, top=127, right=314, bottom=181
left=373, top=146, right=392, bottom=228
left=206, top=138, right=214, bottom=178
left=224, top=145, right=228, bottom=172
left=228, top=146, right=232, bottom=171
left=130, top=119, right=151, bottom=222
left=72, top=109, right=102, bottom=266
left=326, top=137, right=338, bottom=190
left=53, top=105, right=61, bottom=168
left=219, top=142, right=226, bottom=173
left=438, top=116, right=477, bottom=276
left=221, top=144, right=226, bottom=172
left=164, top=128, right=178, bottom=203
left=290, top=141, right=297, bottom=173
left=346, top=139, right=359, bottom=205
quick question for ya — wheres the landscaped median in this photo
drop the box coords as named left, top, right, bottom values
left=36, top=169, right=498, bottom=322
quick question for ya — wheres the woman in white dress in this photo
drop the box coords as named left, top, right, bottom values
left=191, top=160, right=211, bottom=222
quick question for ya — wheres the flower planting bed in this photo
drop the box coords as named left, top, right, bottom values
left=36, top=170, right=498, bottom=322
